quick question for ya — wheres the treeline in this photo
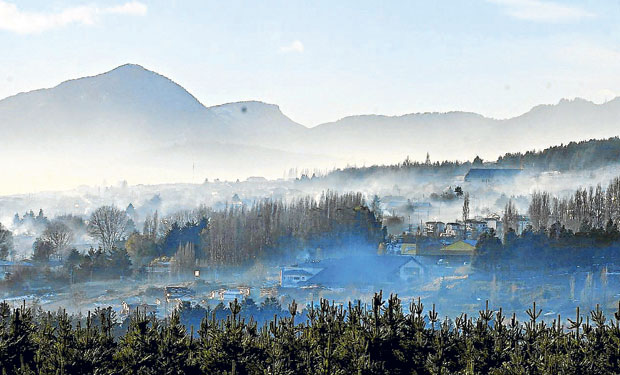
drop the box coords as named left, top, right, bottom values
left=473, top=177, right=620, bottom=270
left=128, top=191, right=385, bottom=268
left=313, top=137, right=620, bottom=183
left=474, top=228, right=620, bottom=271
left=527, top=177, right=620, bottom=234
left=3, top=294, right=620, bottom=374
left=497, top=137, right=620, bottom=172
left=311, top=157, right=472, bottom=184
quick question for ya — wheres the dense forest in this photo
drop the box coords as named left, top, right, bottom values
left=2, top=192, right=385, bottom=286
left=2, top=293, right=620, bottom=374
left=308, top=137, right=620, bottom=183
left=497, top=137, right=620, bottom=171
left=131, top=191, right=384, bottom=267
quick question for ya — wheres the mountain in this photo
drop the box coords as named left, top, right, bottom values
left=0, top=64, right=319, bottom=194
left=294, top=98, right=620, bottom=164
left=2, top=64, right=620, bottom=194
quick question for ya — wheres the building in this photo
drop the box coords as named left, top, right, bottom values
left=517, top=215, right=531, bottom=235
left=465, top=219, right=488, bottom=235
left=441, top=239, right=477, bottom=254
left=280, top=261, right=325, bottom=288
left=121, top=302, right=157, bottom=316
left=464, top=168, right=521, bottom=184
left=443, top=222, right=465, bottom=238
left=424, top=221, right=446, bottom=237
left=208, top=287, right=251, bottom=301
left=281, top=269, right=316, bottom=287
left=164, top=286, right=195, bottom=302
left=483, top=215, right=503, bottom=236
left=284, top=256, right=425, bottom=288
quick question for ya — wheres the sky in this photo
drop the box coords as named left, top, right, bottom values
left=1, top=0, right=620, bottom=126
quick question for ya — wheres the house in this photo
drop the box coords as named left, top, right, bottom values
left=465, top=219, right=488, bottom=235
left=443, top=222, right=465, bottom=238
left=281, top=269, right=315, bottom=287
left=517, top=215, right=530, bottom=235
left=441, top=239, right=477, bottom=254
left=424, top=221, right=446, bottom=237
left=399, top=258, right=425, bottom=280
left=121, top=302, right=157, bottom=316
left=483, top=216, right=503, bottom=235
left=293, top=256, right=425, bottom=288
left=164, top=286, right=195, bottom=302
left=280, top=261, right=325, bottom=287
left=208, top=287, right=250, bottom=301
left=464, top=168, right=521, bottom=184
left=220, top=290, right=246, bottom=303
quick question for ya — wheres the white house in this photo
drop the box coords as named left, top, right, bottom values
left=424, top=221, right=446, bottom=237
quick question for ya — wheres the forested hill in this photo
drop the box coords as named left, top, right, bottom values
left=308, top=137, right=620, bottom=182
left=496, top=137, right=620, bottom=171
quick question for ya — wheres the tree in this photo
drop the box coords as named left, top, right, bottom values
left=462, top=193, right=470, bottom=223
left=172, top=243, right=196, bottom=272
left=126, top=233, right=158, bottom=267
left=528, top=191, right=551, bottom=232
left=87, top=206, right=129, bottom=252
left=370, top=195, right=382, bottom=220
left=32, top=238, right=55, bottom=263
left=454, top=186, right=463, bottom=197
left=503, top=199, right=519, bottom=236
left=41, top=220, right=73, bottom=256
left=0, top=223, right=13, bottom=260
left=108, top=247, right=132, bottom=277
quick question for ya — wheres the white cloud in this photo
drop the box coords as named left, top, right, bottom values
left=280, top=40, right=304, bottom=53
left=0, top=1, right=147, bottom=34
left=488, top=0, right=594, bottom=23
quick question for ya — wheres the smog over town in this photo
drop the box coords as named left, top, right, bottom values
left=2, top=1, right=620, bottom=373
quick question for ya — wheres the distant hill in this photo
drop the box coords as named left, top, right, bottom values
left=310, top=137, right=620, bottom=186
left=0, top=64, right=305, bottom=152
left=296, top=98, right=620, bottom=164
left=2, top=63, right=620, bottom=193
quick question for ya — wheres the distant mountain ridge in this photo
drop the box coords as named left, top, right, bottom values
left=1, top=64, right=620, bottom=193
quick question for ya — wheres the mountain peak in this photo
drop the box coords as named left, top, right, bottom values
left=103, top=63, right=160, bottom=78
left=111, top=63, right=148, bottom=72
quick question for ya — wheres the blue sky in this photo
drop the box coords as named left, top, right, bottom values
left=1, top=0, right=620, bottom=125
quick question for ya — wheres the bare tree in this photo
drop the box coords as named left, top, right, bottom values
left=87, top=206, right=128, bottom=251
left=528, top=191, right=551, bottom=232
left=41, top=220, right=73, bottom=255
